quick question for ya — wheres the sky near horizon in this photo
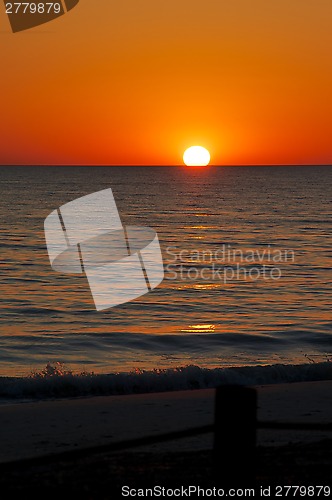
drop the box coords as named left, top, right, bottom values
left=1, top=0, right=332, bottom=166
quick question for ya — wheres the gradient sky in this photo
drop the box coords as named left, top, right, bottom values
left=1, top=0, right=332, bottom=165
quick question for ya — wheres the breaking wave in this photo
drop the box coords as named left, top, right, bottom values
left=0, top=361, right=331, bottom=401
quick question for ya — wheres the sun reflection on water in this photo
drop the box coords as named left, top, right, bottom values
left=181, top=324, right=216, bottom=334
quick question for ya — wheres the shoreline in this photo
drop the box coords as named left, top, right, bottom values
left=0, top=380, right=331, bottom=464
left=0, top=360, right=331, bottom=402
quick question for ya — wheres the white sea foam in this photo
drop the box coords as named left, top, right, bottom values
left=0, top=362, right=331, bottom=402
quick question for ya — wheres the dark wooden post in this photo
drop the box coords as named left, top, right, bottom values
left=213, top=385, right=257, bottom=487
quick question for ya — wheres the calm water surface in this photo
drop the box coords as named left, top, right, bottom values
left=0, top=166, right=331, bottom=376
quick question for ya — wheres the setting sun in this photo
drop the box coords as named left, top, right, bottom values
left=183, top=146, right=211, bottom=166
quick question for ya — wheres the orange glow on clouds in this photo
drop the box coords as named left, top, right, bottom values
left=0, top=0, right=332, bottom=165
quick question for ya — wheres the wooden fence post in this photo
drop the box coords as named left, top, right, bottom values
left=213, top=385, right=257, bottom=486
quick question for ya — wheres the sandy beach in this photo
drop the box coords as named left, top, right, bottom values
left=0, top=380, right=331, bottom=497
left=0, top=380, right=331, bottom=464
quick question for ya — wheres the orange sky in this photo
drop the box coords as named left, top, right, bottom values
left=1, top=0, right=332, bottom=165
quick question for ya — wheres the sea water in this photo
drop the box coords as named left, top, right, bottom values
left=0, top=166, right=331, bottom=396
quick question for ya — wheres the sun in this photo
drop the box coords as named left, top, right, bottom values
left=183, top=146, right=210, bottom=166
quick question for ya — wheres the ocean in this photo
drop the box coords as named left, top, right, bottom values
left=0, top=166, right=331, bottom=398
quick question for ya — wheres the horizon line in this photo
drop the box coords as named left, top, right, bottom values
left=1, top=164, right=332, bottom=168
